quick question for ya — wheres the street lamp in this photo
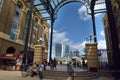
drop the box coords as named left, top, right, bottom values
left=86, top=34, right=93, bottom=42
left=37, top=38, right=44, bottom=45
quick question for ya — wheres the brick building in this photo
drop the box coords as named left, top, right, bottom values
left=102, top=0, right=120, bottom=65
left=0, top=0, right=49, bottom=57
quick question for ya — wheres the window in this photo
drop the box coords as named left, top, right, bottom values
left=33, top=26, right=37, bottom=31
left=31, top=42, right=35, bottom=47
left=10, top=32, right=17, bottom=40
left=34, top=17, right=38, bottom=23
left=14, top=2, right=22, bottom=19
left=15, top=10, right=20, bottom=18
left=23, top=28, right=27, bottom=34
left=32, top=33, right=36, bottom=38
left=12, top=21, right=18, bottom=30
left=22, top=39, right=25, bottom=44
left=16, top=2, right=22, bottom=10
left=10, top=2, right=23, bottom=40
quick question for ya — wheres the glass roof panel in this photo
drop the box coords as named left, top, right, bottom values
left=32, top=0, right=106, bottom=20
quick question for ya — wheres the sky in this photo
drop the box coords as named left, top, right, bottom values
left=47, top=2, right=106, bottom=57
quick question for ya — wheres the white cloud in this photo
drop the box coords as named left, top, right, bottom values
left=52, top=30, right=106, bottom=56
left=97, top=40, right=106, bottom=49
left=78, top=2, right=105, bottom=21
left=78, top=5, right=91, bottom=21
left=70, top=41, right=87, bottom=54
left=52, top=30, right=87, bottom=54
left=100, top=30, right=105, bottom=37
left=53, top=30, right=73, bottom=44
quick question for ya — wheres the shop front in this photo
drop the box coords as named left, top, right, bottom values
left=0, top=53, right=23, bottom=71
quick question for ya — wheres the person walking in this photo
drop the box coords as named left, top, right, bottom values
left=53, top=58, right=57, bottom=70
left=38, top=62, right=44, bottom=79
left=67, top=62, right=74, bottom=80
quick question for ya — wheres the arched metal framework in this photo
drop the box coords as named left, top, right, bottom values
left=23, top=1, right=120, bottom=79
left=34, top=0, right=106, bottom=20
left=33, top=0, right=106, bottom=60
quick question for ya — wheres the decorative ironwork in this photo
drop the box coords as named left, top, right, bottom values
left=33, top=0, right=106, bottom=60
left=33, top=0, right=106, bottom=20
left=98, top=49, right=113, bottom=71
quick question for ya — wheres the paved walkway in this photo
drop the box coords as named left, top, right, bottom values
left=46, top=64, right=87, bottom=72
left=0, top=64, right=114, bottom=80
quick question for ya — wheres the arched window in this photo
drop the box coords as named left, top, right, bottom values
left=10, top=1, right=23, bottom=40
left=33, top=25, right=37, bottom=31
left=34, top=17, right=38, bottom=23
left=32, top=33, right=36, bottom=38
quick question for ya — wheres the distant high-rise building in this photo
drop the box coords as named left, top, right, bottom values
left=73, top=50, right=79, bottom=57
left=55, top=43, right=62, bottom=58
left=64, top=45, right=69, bottom=57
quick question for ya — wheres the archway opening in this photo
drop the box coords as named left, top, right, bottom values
left=6, top=47, right=16, bottom=53
left=53, top=2, right=106, bottom=70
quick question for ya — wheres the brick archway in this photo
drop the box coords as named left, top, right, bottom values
left=6, top=47, right=16, bottom=53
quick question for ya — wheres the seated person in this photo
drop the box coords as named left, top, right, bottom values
left=31, top=63, right=38, bottom=77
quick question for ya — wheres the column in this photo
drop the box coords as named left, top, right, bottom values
left=34, top=45, right=45, bottom=64
left=43, top=49, right=48, bottom=60
left=85, top=42, right=99, bottom=72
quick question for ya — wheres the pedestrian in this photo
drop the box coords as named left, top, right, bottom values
left=31, top=63, right=38, bottom=77
left=53, top=58, right=57, bottom=70
left=60, top=61, right=62, bottom=65
left=43, top=59, right=47, bottom=72
left=67, top=62, right=74, bottom=80
left=38, top=62, right=44, bottom=79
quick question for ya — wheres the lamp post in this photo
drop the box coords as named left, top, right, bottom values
left=22, top=0, right=34, bottom=65
left=90, top=0, right=97, bottom=42
left=86, top=34, right=93, bottom=42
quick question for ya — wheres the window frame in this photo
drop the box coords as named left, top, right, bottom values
left=33, top=25, right=37, bottom=31
left=10, top=32, right=17, bottom=40
left=0, top=0, right=3, bottom=11
left=32, top=33, right=36, bottom=38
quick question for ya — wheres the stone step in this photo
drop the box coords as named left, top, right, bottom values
left=43, top=70, right=99, bottom=80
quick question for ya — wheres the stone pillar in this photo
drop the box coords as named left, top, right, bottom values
left=43, top=49, right=48, bottom=60
left=85, top=42, right=99, bottom=72
left=34, top=45, right=45, bottom=64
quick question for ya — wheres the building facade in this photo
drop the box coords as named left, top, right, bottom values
left=102, top=0, right=120, bottom=65
left=0, top=0, right=49, bottom=55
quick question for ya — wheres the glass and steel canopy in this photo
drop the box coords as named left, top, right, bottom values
left=32, top=0, right=106, bottom=21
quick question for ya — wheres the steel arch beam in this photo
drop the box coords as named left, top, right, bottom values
left=53, top=0, right=90, bottom=19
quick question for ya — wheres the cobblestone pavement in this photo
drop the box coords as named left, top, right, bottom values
left=0, top=70, right=54, bottom=80
left=0, top=64, right=84, bottom=80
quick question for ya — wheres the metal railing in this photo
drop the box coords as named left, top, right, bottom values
left=98, top=49, right=114, bottom=71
